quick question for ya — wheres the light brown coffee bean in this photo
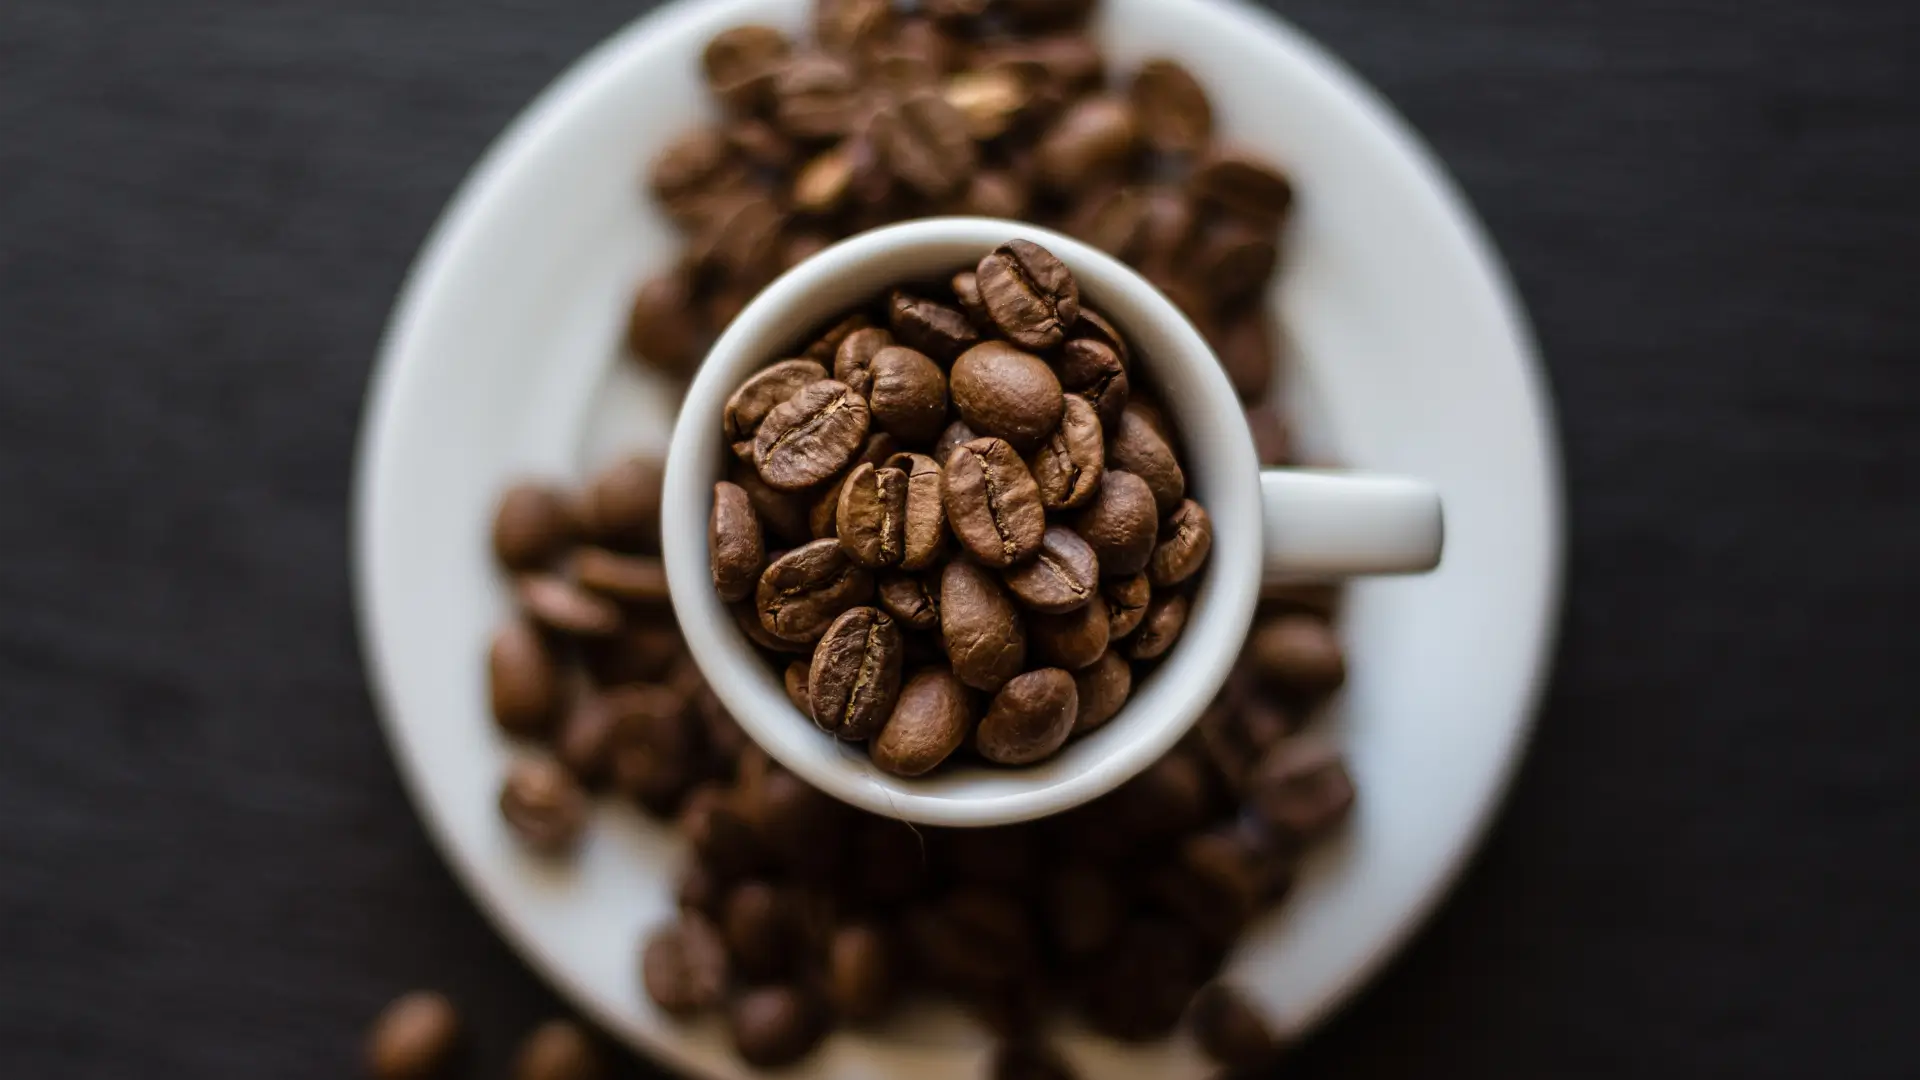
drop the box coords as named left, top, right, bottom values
left=1190, top=147, right=1295, bottom=226
left=555, top=693, right=619, bottom=784
left=754, top=379, right=871, bottom=491
left=876, top=573, right=941, bottom=631
left=729, top=115, right=799, bottom=170
left=500, top=758, right=589, bottom=854
left=1072, top=648, right=1132, bottom=733
left=1149, top=499, right=1212, bottom=587
left=1130, top=58, right=1213, bottom=154
left=836, top=463, right=909, bottom=569
left=574, top=547, right=671, bottom=605
left=728, top=459, right=812, bottom=545
left=1066, top=184, right=1152, bottom=260
left=685, top=194, right=786, bottom=286
left=884, top=452, right=947, bottom=570
left=517, top=574, right=624, bottom=638
left=868, top=346, right=949, bottom=444
left=876, top=90, right=977, bottom=199
left=729, top=986, right=825, bottom=1070
left=1127, top=592, right=1189, bottom=660
left=808, top=606, right=905, bottom=739
left=975, top=239, right=1081, bottom=350
left=1075, top=470, right=1159, bottom=577
left=773, top=54, right=862, bottom=140
left=976, top=668, right=1078, bottom=765
left=642, top=914, right=729, bottom=1018
left=1103, top=573, right=1152, bottom=638
left=1107, top=405, right=1186, bottom=517
left=1251, top=738, right=1354, bottom=844
left=943, top=437, right=1047, bottom=568
left=940, top=560, right=1027, bottom=691
left=1030, top=594, right=1109, bottom=670
left=1248, top=614, right=1345, bottom=696
left=944, top=67, right=1031, bottom=140
left=710, top=481, right=766, bottom=603
left=725, top=359, right=827, bottom=459
left=783, top=661, right=811, bottom=714
left=648, top=128, right=737, bottom=222
left=950, top=341, right=1065, bottom=454
left=757, top=539, right=875, bottom=644
left=1216, top=304, right=1277, bottom=403
left=826, top=923, right=895, bottom=1024
left=933, top=417, right=980, bottom=463
left=956, top=169, right=1033, bottom=220
left=1187, top=982, right=1283, bottom=1069
left=1004, top=526, right=1100, bottom=614
left=490, top=618, right=564, bottom=737
left=815, top=0, right=892, bottom=55
left=493, top=483, right=581, bottom=570
left=585, top=456, right=665, bottom=552
left=702, top=24, right=791, bottom=111
left=366, top=991, right=461, bottom=1080
left=1030, top=394, right=1105, bottom=510
left=511, top=1021, right=600, bottom=1080
left=1057, top=336, right=1129, bottom=429
left=889, top=290, right=982, bottom=363
left=1035, top=96, right=1138, bottom=191
left=832, top=327, right=893, bottom=395
left=871, top=667, right=974, bottom=777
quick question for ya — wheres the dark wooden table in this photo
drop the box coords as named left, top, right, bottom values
left=2, top=2, right=1915, bottom=1077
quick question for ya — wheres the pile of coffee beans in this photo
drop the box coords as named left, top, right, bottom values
left=364, top=991, right=602, bottom=1080
left=710, top=238, right=1210, bottom=773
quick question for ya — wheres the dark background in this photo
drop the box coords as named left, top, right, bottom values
left=3, top=1, right=1916, bottom=1077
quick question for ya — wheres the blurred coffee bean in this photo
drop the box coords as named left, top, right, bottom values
left=517, top=574, right=623, bottom=638
left=366, top=991, right=461, bottom=1080
left=493, top=483, right=581, bottom=570
left=489, top=618, right=564, bottom=737
left=729, top=986, right=825, bottom=1069
left=573, top=547, right=670, bottom=605
left=511, top=1019, right=602, bottom=1080
left=1251, top=739, right=1355, bottom=844
left=1130, top=58, right=1213, bottom=155
left=702, top=24, right=791, bottom=112
left=642, top=914, right=729, bottom=1017
left=1248, top=613, right=1346, bottom=696
left=499, top=758, right=589, bottom=854
left=1186, top=982, right=1283, bottom=1069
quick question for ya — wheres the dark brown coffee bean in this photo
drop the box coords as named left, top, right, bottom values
left=957, top=169, right=1033, bottom=220
left=581, top=458, right=662, bottom=553
left=1030, top=595, right=1109, bottom=671
left=702, top=24, right=791, bottom=111
left=574, top=547, right=671, bottom=605
left=1073, top=306, right=1131, bottom=366
left=747, top=767, right=850, bottom=877
left=1102, top=572, right=1151, bottom=639
left=933, top=417, right=980, bottom=463
left=722, top=880, right=798, bottom=978
left=889, top=289, right=981, bottom=363
left=499, top=758, right=589, bottom=854
left=1191, top=147, right=1295, bottom=226
left=1107, top=405, right=1186, bottom=517
left=727, top=459, right=811, bottom=545
left=808, top=606, right=904, bottom=739
left=1003, top=526, right=1100, bottom=614
left=950, top=341, right=1065, bottom=454
left=772, top=54, right=862, bottom=140
left=1251, top=739, right=1354, bottom=843
left=826, top=924, right=894, bottom=1024
left=729, top=986, right=824, bottom=1069
left=555, top=693, right=619, bottom=784
left=940, top=560, right=1027, bottom=691
left=725, top=359, right=827, bottom=459
left=582, top=623, right=682, bottom=685
left=1043, top=861, right=1123, bottom=959
left=511, top=1019, right=601, bottom=1080
left=1065, top=184, right=1152, bottom=260
left=1150, top=832, right=1260, bottom=948
left=1075, top=470, right=1158, bottom=577
left=1056, top=340, right=1128, bottom=435
left=1072, top=648, right=1132, bottom=734
left=1035, top=96, right=1138, bottom=191
left=876, top=573, right=941, bottom=632
left=756, top=539, right=875, bottom=644
left=1129, top=58, right=1213, bottom=154
left=783, top=661, right=811, bottom=714
left=678, top=783, right=763, bottom=880
left=732, top=598, right=812, bottom=655
left=493, top=483, right=581, bottom=570
left=1246, top=401, right=1292, bottom=464
left=803, top=312, right=874, bottom=364
left=676, top=858, right=722, bottom=915
left=517, top=574, right=623, bottom=638
left=976, top=668, right=1077, bottom=765
left=835, top=463, right=909, bottom=568
left=815, top=0, right=892, bottom=55
left=490, top=619, right=564, bottom=736
left=943, top=437, right=1047, bottom=568
left=1081, top=920, right=1205, bottom=1041
left=607, top=686, right=699, bottom=814
left=883, top=452, right=947, bottom=570
left=831, top=327, right=893, bottom=395
left=990, top=1039, right=1078, bottom=1080
left=708, top=481, right=767, bottom=603
left=1249, top=614, right=1345, bottom=696
left=366, top=991, right=461, bottom=1080
left=642, top=914, right=729, bottom=1018
left=871, top=667, right=973, bottom=777
left=1149, top=499, right=1213, bottom=587
left=1110, top=750, right=1212, bottom=843
left=999, top=0, right=1098, bottom=30
left=1188, top=982, right=1283, bottom=1069
left=977, top=240, right=1080, bottom=350
left=951, top=270, right=987, bottom=325
left=685, top=194, right=786, bottom=287
left=1216, top=304, right=1277, bottom=402
left=875, top=91, right=977, bottom=200
left=754, top=379, right=871, bottom=491
left=1190, top=220, right=1278, bottom=306
left=1029, top=394, right=1105, bottom=510
left=909, top=888, right=1037, bottom=988
left=1127, top=591, right=1189, bottom=660
left=868, top=346, right=949, bottom=444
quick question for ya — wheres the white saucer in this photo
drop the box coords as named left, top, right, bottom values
left=352, top=1, right=1564, bottom=1076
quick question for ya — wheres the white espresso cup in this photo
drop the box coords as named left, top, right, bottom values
left=662, top=219, right=1441, bottom=827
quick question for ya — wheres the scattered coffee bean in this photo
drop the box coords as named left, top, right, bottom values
left=976, top=668, right=1078, bottom=765
left=490, top=618, right=564, bottom=737
left=702, top=24, right=790, bottom=111
left=722, top=879, right=799, bottom=979
left=584, top=456, right=665, bottom=552
left=877, top=90, right=978, bottom=199
left=773, top=53, right=862, bottom=139
left=1191, top=146, right=1295, bottom=226
left=757, top=539, right=875, bottom=644
left=493, top=483, right=581, bottom=570
left=754, top=379, right=872, bottom=492
left=1075, top=469, right=1158, bottom=577
left=1130, top=58, right=1213, bottom=154
left=1102, top=572, right=1152, bottom=638
left=511, top=1019, right=602, bottom=1080
left=1035, top=96, right=1138, bottom=191
left=729, top=986, right=825, bottom=1069
left=624, top=273, right=707, bottom=377
left=366, top=991, right=461, bottom=1080
left=825, top=924, right=894, bottom=1023
left=1249, top=613, right=1346, bottom=697
left=555, top=693, right=618, bottom=785
left=975, top=239, right=1080, bottom=350
left=709, top=481, right=766, bottom=603
left=940, top=559, right=1028, bottom=691
left=582, top=623, right=682, bottom=685
left=1251, top=738, right=1354, bottom=844
left=1127, top=591, right=1190, bottom=660
left=572, top=547, right=670, bottom=606
left=807, top=606, right=905, bottom=740
left=943, top=436, right=1048, bottom=567
left=1191, top=219, right=1278, bottom=306
left=1071, top=648, right=1133, bottom=734
left=642, top=914, right=729, bottom=1017
left=1003, top=525, right=1100, bottom=614
left=500, top=758, right=589, bottom=854
left=1151, top=831, right=1260, bottom=948
left=1149, top=498, right=1213, bottom=587
left=517, top=574, right=624, bottom=638
left=871, top=667, right=974, bottom=777
left=1082, top=919, right=1207, bottom=1041
left=1215, top=303, right=1277, bottom=402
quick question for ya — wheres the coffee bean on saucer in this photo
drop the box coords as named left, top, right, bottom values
left=642, top=914, right=729, bottom=1017
left=584, top=455, right=666, bottom=552
left=489, top=618, right=564, bottom=737
left=1190, top=146, right=1295, bottom=226
left=573, top=547, right=670, bottom=605
left=1215, top=303, right=1278, bottom=403
left=825, top=924, right=895, bottom=1024
left=729, top=986, right=825, bottom=1069
left=500, top=758, right=589, bottom=854
left=493, top=483, right=581, bottom=570
left=1248, top=613, right=1346, bottom=697
left=366, top=991, right=461, bottom=1080
left=1186, top=982, right=1283, bottom=1069
left=517, top=574, right=624, bottom=638
left=702, top=24, right=791, bottom=112
left=876, top=90, right=977, bottom=200
left=625, top=273, right=708, bottom=377
left=1035, top=96, right=1138, bottom=192
left=1250, top=738, right=1354, bottom=844
left=1130, top=58, right=1213, bottom=155
left=511, top=1019, right=603, bottom=1080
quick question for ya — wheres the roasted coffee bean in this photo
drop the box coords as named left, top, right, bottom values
left=990, top=1039, right=1079, bottom=1080
left=869, top=14, right=957, bottom=83
left=511, top=1019, right=602, bottom=1080
left=889, top=290, right=981, bottom=363
left=882, top=452, right=947, bottom=570
left=574, top=547, right=671, bottom=605
left=500, top=758, right=589, bottom=854
left=943, top=437, right=1048, bottom=568
left=950, top=341, right=1065, bottom=454
left=812, top=431, right=904, bottom=541
left=1030, top=394, right=1104, bottom=510
left=1216, top=305, right=1277, bottom=402
left=808, top=606, right=904, bottom=740
left=728, top=117, right=798, bottom=170
left=722, top=880, right=799, bottom=979
left=583, top=623, right=683, bottom=685
left=493, top=483, right=581, bottom=570
left=1187, top=983, right=1283, bottom=1069
left=608, top=686, right=699, bottom=814
left=836, top=463, right=909, bottom=568
left=1035, top=96, right=1138, bottom=191
left=1107, top=405, right=1186, bottom=516
left=1127, top=591, right=1189, bottom=660
left=782, top=230, right=834, bottom=271
left=783, top=661, right=811, bottom=714
left=940, top=560, right=1027, bottom=691
left=728, top=459, right=812, bottom=545
left=951, top=270, right=988, bottom=325
left=729, top=986, right=825, bottom=1069
left=649, top=128, right=736, bottom=217
left=957, top=169, right=1033, bottom=220
left=1248, top=614, right=1345, bottom=696
left=1004, top=526, right=1100, bottom=614
left=1073, top=306, right=1131, bottom=367
left=1030, top=595, right=1109, bottom=670
left=366, top=991, right=461, bottom=1080
left=803, top=312, right=875, bottom=364
left=976, top=668, right=1078, bottom=765
left=676, top=859, right=722, bottom=915
left=1246, top=401, right=1292, bottom=465
left=1190, top=147, right=1295, bottom=226
left=1057, top=336, right=1129, bottom=429
left=733, top=599, right=812, bottom=655
left=710, top=481, right=767, bottom=603
left=1102, top=572, right=1152, bottom=638
left=757, top=539, right=875, bottom=644
left=678, top=783, right=763, bottom=880
left=871, top=667, right=974, bottom=777
left=1072, top=648, right=1132, bottom=734
left=556, top=693, right=619, bottom=784
left=933, top=417, right=979, bottom=463
left=941, top=824, right=1040, bottom=890
left=490, top=619, right=564, bottom=736
left=815, top=0, right=892, bottom=56
left=748, top=767, right=849, bottom=877
left=944, top=67, right=1031, bottom=140
left=877, top=572, right=942, bottom=631
left=826, top=924, right=894, bottom=1024
left=1066, top=184, right=1153, bottom=260
left=1130, top=58, right=1213, bottom=154
left=1150, top=499, right=1213, bottom=587
left=773, top=54, right=862, bottom=140
left=1251, top=739, right=1354, bottom=843
left=876, top=91, right=977, bottom=200
left=1082, top=920, right=1206, bottom=1041
left=1042, top=861, right=1124, bottom=959
left=868, top=346, right=949, bottom=444
left=642, top=914, right=729, bottom=1017
left=702, top=24, right=791, bottom=111
left=1110, top=750, right=1213, bottom=845
left=832, top=327, right=893, bottom=395
left=517, top=574, right=624, bottom=638
left=1150, top=832, right=1260, bottom=948
left=754, top=379, right=871, bottom=491
left=975, top=239, right=1080, bottom=350
left=1075, top=470, right=1158, bottom=577
left=910, top=888, right=1038, bottom=987
left=585, top=456, right=665, bottom=551
left=686, top=194, right=786, bottom=286
left=725, top=359, right=827, bottom=459
left=1190, top=220, right=1278, bottom=305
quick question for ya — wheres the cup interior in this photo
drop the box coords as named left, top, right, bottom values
left=660, top=218, right=1263, bottom=826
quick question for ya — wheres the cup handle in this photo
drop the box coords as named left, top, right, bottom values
left=1259, top=470, right=1444, bottom=584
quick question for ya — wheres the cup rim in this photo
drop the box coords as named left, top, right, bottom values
left=661, top=217, right=1262, bottom=827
